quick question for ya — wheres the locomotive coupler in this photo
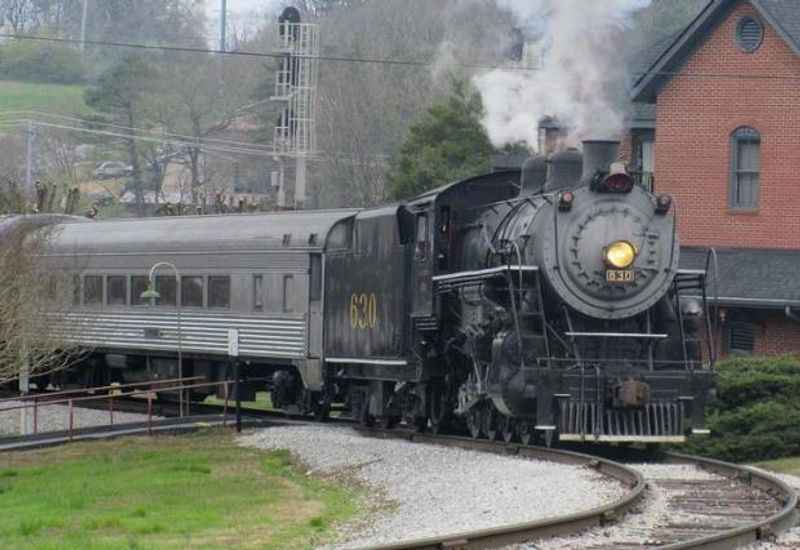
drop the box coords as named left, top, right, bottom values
left=610, top=378, right=651, bottom=409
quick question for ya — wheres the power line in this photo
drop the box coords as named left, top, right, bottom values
left=0, top=110, right=273, bottom=151
left=4, top=31, right=800, bottom=81
left=0, top=32, right=539, bottom=72
left=0, top=118, right=390, bottom=164
left=0, top=119, right=274, bottom=158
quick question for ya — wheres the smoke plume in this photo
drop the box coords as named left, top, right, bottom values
left=474, top=0, right=651, bottom=149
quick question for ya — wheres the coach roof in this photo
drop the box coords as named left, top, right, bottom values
left=43, top=210, right=360, bottom=255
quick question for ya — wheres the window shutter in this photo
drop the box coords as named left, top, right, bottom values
left=728, top=322, right=756, bottom=354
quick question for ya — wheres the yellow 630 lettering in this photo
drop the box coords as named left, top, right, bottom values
left=350, top=293, right=378, bottom=330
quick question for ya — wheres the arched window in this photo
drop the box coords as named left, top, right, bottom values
left=730, top=127, right=761, bottom=209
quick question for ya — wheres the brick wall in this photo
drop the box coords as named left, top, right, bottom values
left=754, top=313, right=800, bottom=356
left=655, top=1, right=800, bottom=249
left=715, top=311, right=800, bottom=357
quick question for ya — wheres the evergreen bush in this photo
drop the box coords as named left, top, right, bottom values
left=685, top=355, right=800, bottom=462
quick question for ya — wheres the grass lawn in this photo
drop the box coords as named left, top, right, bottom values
left=204, top=391, right=275, bottom=412
left=754, top=456, right=800, bottom=476
left=0, top=80, right=89, bottom=115
left=0, top=430, right=359, bottom=549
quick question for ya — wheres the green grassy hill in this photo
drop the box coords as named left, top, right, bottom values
left=0, top=80, right=89, bottom=115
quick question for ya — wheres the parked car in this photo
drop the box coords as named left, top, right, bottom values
left=94, top=161, right=133, bottom=180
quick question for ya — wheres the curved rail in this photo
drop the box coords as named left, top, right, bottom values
left=352, top=431, right=798, bottom=550
left=660, top=452, right=799, bottom=550
left=353, top=430, right=646, bottom=550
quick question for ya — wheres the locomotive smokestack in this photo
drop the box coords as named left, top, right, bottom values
left=581, top=140, right=620, bottom=181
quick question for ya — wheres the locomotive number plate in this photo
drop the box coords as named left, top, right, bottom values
left=606, top=270, right=636, bottom=283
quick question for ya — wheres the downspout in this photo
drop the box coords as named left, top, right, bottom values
left=786, top=306, right=800, bottom=323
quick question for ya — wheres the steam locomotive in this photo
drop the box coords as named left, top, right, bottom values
left=11, top=140, right=715, bottom=446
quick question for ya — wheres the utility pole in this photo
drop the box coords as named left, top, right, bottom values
left=80, top=0, right=89, bottom=57
left=220, top=0, right=227, bottom=52
left=25, top=120, right=34, bottom=196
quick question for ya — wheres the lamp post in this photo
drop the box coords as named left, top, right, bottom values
left=140, top=262, right=184, bottom=416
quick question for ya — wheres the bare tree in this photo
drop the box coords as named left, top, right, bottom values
left=154, top=52, right=256, bottom=202
left=306, top=0, right=509, bottom=207
left=0, top=219, right=88, bottom=383
left=0, top=0, right=37, bottom=34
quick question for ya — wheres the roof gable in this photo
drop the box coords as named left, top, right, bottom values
left=632, top=0, right=800, bottom=102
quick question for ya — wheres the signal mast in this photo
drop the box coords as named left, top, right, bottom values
left=271, top=6, right=320, bottom=209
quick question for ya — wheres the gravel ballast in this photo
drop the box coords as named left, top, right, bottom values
left=744, top=468, right=800, bottom=550
left=532, top=464, right=723, bottom=549
left=0, top=400, right=161, bottom=435
left=238, top=426, right=626, bottom=548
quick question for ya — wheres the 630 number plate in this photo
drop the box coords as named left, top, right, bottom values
left=606, top=270, right=636, bottom=283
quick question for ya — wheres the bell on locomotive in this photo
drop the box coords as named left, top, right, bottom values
left=457, top=139, right=715, bottom=444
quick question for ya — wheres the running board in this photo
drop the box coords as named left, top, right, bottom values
left=565, top=332, right=669, bottom=339
left=559, top=435, right=687, bottom=443
left=433, top=265, right=539, bottom=293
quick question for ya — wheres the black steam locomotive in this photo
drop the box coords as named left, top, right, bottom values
left=331, top=140, right=715, bottom=445
left=12, top=140, right=715, bottom=446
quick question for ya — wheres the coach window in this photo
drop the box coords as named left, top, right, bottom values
left=310, top=255, right=322, bottom=302
left=283, top=275, right=294, bottom=313
left=72, top=274, right=81, bottom=306
left=155, top=276, right=177, bottom=307
left=181, top=276, right=204, bottom=308
left=83, top=275, right=103, bottom=307
left=208, top=276, right=231, bottom=309
left=106, top=276, right=128, bottom=306
left=730, top=127, right=760, bottom=210
left=131, top=276, right=149, bottom=306
left=253, top=275, right=264, bottom=311
left=415, top=213, right=429, bottom=261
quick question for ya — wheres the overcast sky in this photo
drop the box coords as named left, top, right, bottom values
left=206, top=0, right=280, bottom=25
left=205, top=0, right=282, bottom=43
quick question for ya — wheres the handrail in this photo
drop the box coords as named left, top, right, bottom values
left=0, top=380, right=224, bottom=413
left=1, top=378, right=236, bottom=439
left=0, top=376, right=205, bottom=404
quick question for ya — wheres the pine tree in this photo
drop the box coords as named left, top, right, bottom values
left=388, top=79, right=493, bottom=201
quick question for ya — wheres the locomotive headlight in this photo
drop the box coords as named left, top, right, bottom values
left=604, top=240, right=638, bottom=269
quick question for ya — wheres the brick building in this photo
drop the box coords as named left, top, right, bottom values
left=628, top=0, right=800, bottom=356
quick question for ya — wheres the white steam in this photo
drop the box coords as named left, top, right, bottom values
left=474, top=0, right=651, bottom=149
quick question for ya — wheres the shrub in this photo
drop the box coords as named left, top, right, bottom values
left=0, top=41, right=86, bottom=84
left=685, top=355, right=800, bottom=462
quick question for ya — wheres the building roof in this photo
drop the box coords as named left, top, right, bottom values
left=632, top=0, right=800, bottom=102
left=681, top=247, right=800, bottom=308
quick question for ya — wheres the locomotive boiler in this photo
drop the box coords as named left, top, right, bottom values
left=12, top=140, right=715, bottom=447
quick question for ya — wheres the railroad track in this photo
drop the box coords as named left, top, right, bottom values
left=0, top=398, right=796, bottom=550
left=350, top=431, right=798, bottom=550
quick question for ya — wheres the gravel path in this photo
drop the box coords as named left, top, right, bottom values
left=0, top=400, right=162, bottom=435
left=237, top=426, right=627, bottom=549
